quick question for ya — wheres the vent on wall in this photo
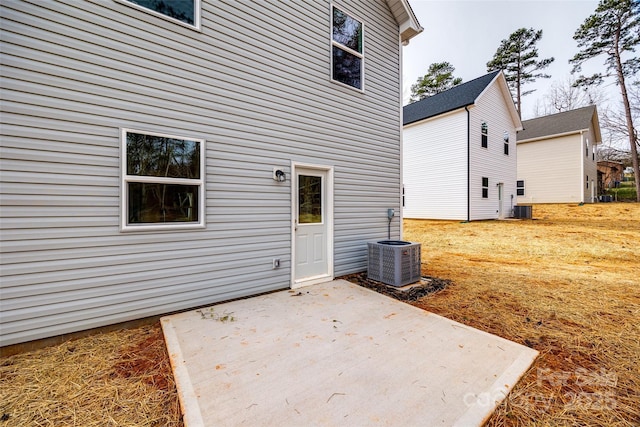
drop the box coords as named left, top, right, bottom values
left=367, top=240, right=421, bottom=287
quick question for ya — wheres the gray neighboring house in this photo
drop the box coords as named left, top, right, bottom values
left=517, top=106, right=601, bottom=204
left=0, top=0, right=422, bottom=347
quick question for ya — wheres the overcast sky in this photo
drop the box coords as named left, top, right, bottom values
left=402, top=0, right=621, bottom=120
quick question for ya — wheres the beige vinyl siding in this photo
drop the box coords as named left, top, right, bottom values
left=469, top=79, right=518, bottom=220
left=402, top=110, right=468, bottom=220
left=517, top=134, right=583, bottom=204
left=0, top=0, right=403, bottom=346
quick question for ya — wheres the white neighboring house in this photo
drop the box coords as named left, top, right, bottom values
left=516, top=106, right=602, bottom=204
left=402, top=71, right=522, bottom=221
left=0, top=0, right=422, bottom=347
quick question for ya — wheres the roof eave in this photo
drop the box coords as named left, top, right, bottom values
left=492, top=72, right=523, bottom=130
left=404, top=104, right=474, bottom=127
left=517, top=128, right=591, bottom=144
left=591, top=106, right=603, bottom=143
left=386, top=0, right=423, bottom=44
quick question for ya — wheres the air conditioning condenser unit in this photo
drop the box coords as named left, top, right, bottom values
left=367, top=240, right=421, bottom=287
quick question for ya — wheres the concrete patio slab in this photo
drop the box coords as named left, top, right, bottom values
left=161, top=280, right=538, bottom=427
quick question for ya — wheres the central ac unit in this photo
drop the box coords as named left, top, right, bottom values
left=367, top=240, right=421, bottom=287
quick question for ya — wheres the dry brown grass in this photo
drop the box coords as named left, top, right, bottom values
left=1, top=203, right=637, bottom=426
left=405, top=203, right=640, bottom=426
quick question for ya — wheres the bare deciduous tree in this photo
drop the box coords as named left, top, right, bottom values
left=532, top=75, right=607, bottom=117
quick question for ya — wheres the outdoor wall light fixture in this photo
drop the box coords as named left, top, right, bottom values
left=273, top=167, right=286, bottom=182
left=503, top=131, right=510, bottom=142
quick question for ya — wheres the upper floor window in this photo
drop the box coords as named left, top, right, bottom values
left=503, top=131, right=509, bottom=155
left=121, top=129, right=205, bottom=231
left=585, top=138, right=589, bottom=157
left=331, top=6, right=363, bottom=90
left=481, top=122, right=488, bottom=148
left=119, top=0, right=200, bottom=28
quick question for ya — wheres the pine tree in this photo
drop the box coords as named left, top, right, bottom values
left=409, top=62, right=463, bottom=103
left=487, top=28, right=554, bottom=118
left=570, top=0, right=640, bottom=202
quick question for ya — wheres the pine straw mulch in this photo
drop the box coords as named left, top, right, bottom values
left=1, top=203, right=638, bottom=426
left=0, top=325, right=181, bottom=426
left=404, top=203, right=640, bottom=427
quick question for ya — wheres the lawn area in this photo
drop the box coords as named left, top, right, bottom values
left=404, top=203, right=639, bottom=426
left=1, top=203, right=638, bottom=426
left=605, top=181, right=637, bottom=201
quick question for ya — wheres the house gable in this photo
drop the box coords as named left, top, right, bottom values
left=403, top=70, right=501, bottom=126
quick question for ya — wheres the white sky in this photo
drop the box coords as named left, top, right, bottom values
left=402, top=0, right=622, bottom=119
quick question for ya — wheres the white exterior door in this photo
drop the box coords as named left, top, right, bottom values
left=292, top=166, right=332, bottom=287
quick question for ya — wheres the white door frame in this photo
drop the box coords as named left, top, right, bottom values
left=290, top=162, right=334, bottom=288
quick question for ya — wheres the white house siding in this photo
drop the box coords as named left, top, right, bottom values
left=517, top=135, right=583, bottom=203
left=402, top=110, right=468, bottom=220
left=583, top=128, right=599, bottom=203
left=469, top=80, right=518, bottom=220
left=0, top=0, right=404, bottom=346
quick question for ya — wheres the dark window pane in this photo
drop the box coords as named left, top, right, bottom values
left=482, top=188, right=488, bottom=198
left=504, top=143, right=509, bottom=155
left=298, top=175, right=322, bottom=223
left=126, top=0, right=194, bottom=24
left=517, top=188, right=525, bottom=196
left=332, top=46, right=361, bottom=89
left=128, top=183, right=198, bottom=223
left=517, top=180, right=525, bottom=188
left=481, top=134, right=488, bottom=148
left=333, top=8, right=362, bottom=53
left=127, top=132, right=200, bottom=179
left=482, top=177, right=489, bottom=187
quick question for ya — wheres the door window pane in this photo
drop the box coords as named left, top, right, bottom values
left=299, top=175, right=322, bottom=223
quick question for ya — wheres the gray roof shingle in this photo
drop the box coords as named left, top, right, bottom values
left=517, top=105, right=597, bottom=142
left=403, top=70, right=500, bottom=126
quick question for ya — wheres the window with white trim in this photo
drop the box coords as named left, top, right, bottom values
left=503, top=131, right=509, bottom=155
left=118, top=0, right=200, bottom=28
left=121, top=129, right=204, bottom=230
left=517, top=180, right=525, bottom=196
left=481, top=122, right=488, bottom=148
left=585, top=138, right=589, bottom=157
left=482, top=177, right=489, bottom=198
left=331, top=6, right=363, bottom=90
